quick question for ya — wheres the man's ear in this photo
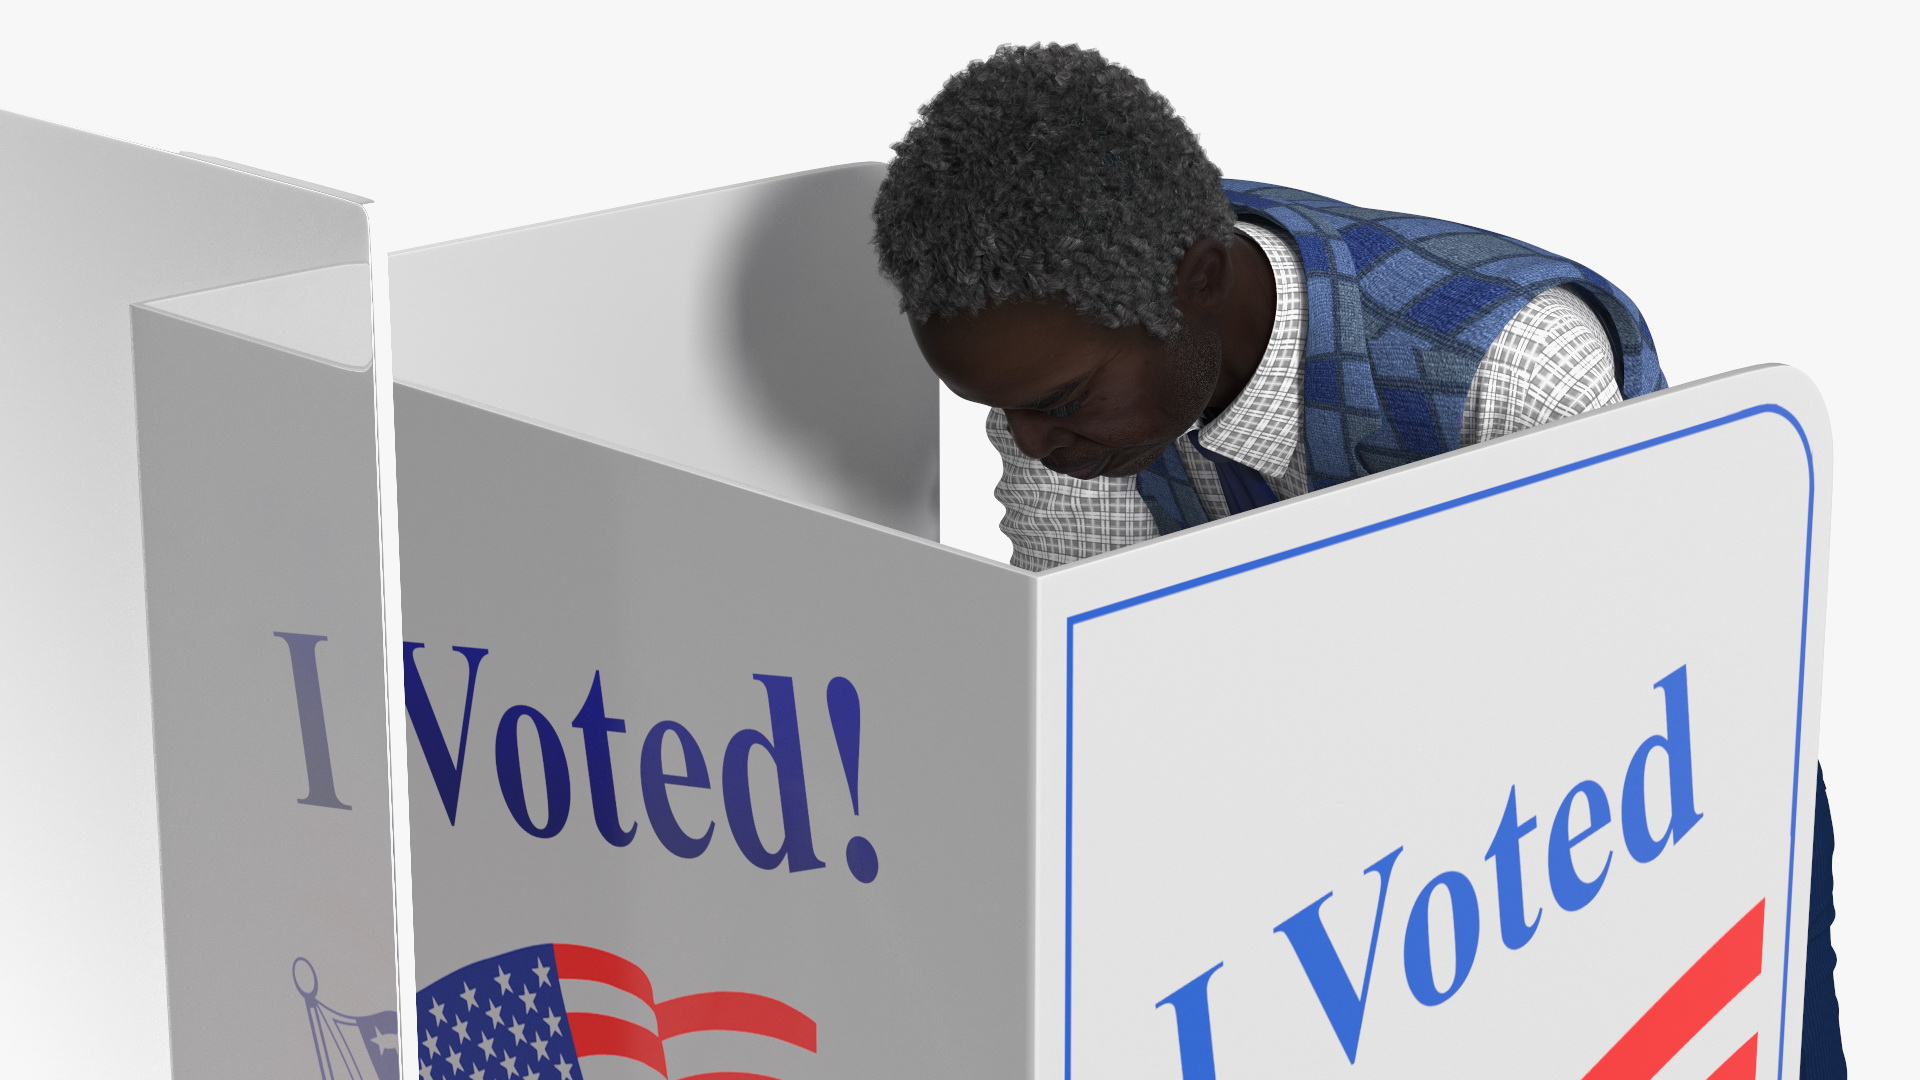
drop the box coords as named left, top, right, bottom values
left=1171, top=236, right=1234, bottom=317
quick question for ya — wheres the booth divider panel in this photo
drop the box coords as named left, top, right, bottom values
left=133, top=307, right=397, bottom=1078
left=0, top=109, right=377, bottom=1076
left=395, top=385, right=1032, bottom=1080
left=1032, top=366, right=1829, bottom=1079
left=389, top=163, right=937, bottom=541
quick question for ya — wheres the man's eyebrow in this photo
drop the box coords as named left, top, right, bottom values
left=1016, top=375, right=1089, bottom=412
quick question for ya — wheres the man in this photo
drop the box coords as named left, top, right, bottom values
left=872, top=42, right=1844, bottom=1075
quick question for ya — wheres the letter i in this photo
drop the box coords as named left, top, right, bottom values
left=1156, top=963, right=1225, bottom=1080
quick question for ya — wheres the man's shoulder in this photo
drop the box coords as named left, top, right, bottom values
left=1220, top=180, right=1354, bottom=208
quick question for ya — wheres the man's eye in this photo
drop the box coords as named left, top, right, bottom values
left=1045, top=397, right=1088, bottom=419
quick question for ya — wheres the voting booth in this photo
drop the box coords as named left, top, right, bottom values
left=2, top=112, right=1829, bottom=1080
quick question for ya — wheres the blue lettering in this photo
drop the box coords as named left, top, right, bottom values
left=1622, top=664, right=1704, bottom=863
left=570, top=672, right=637, bottom=847
left=641, top=720, right=716, bottom=859
left=1548, top=780, right=1613, bottom=911
left=721, top=675, right=825, bottom=872
left=1483, top=786, right=1539, bottom=950
left=1273, top=847, right=1403, bottom=1064
left=496, top=705, right=571, bottom=838
left=1403, top=871, right=1480, bottom=1006
left=402, top=642, right=489, bottom=825
left=1155, top=962, right=1225, bottom=1080
left=274, top=631, right=350, bottom=810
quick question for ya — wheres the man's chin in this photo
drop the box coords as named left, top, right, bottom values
left=1097, top=444, right=1175, bottom=478
left=1044, top=453, right=1114, bottom=480
left=1043, top=442, right=1175, bottom=480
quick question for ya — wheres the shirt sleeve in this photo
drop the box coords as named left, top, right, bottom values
left=986, top=407, right=1158, bottom=572
left=1461, top=285, right=1623, bottom=445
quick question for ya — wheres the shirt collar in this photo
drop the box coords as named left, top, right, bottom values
left=1193, top=219, right=1303, bottom=478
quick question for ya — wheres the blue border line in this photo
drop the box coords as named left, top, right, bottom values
left=1061, top=404, right=1815, bottom=1078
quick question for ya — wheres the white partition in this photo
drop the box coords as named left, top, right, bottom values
left=397, top=384, right=1030, bottom=1079
left=0, top=111, right=381, bottom=1077
left=4, top=123, right=1833, bottom=1080
left=388, top=156, right=1828, bottom=1076
left=132, top=267, right=399, bottom=1078
left=389, top=163, right=938, bottom=540
left=1037, top=365, right=1827, bottom=1078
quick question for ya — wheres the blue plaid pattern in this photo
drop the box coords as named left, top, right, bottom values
left=1222, top=181, right=1665, bottom=489
left=1135, top=441, right=1208, bottom=535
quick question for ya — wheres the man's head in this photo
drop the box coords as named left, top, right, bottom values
left=872, top=43, right=1244, bottom=479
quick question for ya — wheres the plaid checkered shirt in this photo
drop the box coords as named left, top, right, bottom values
left=987, top=220, right=1622, bottom=571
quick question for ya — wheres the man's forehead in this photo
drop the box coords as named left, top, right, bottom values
left=911, top=300, right=1120, bottom=405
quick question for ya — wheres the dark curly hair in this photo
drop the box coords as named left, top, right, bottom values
left=873, top=43, right=1236, bottom=340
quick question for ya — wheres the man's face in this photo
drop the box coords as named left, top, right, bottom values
left=911, top=299, right=1222, bottom=479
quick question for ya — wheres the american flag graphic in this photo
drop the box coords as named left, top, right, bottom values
left=295, top=957, right=401, bottom=1080
left=416, top=944, right=818, bottom=1080
left=1583, top=900, right=1767, bottom=1080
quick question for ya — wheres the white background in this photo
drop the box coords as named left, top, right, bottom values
left=4, top=0, right=1908, bottom=1071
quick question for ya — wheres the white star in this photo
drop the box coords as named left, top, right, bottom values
left=531, top=958, right=552, bottom=987
left=445, top=1050, right=464, bottom=1072
left=486, top=1001, right=504, bottom=1028
left=459, top=983, right=480, bottom=1011
left=542, top=1009, right=563, bottom=1035
left=429, top=999, right=447, bottom=1025
left=531, top=1035, right=549, bottom=1060
left=519, top=987, right=539, bottom=1012
left=509, top=1019, right=526, bottom=1044
left=524, top=1068, right=541, bottom=1080
left=479, top=1034, right=496, bottom=1059
left=502, top=1055, right=520, bottom=1077
left=373, top=1030, right=399, bottom=1052
left=493, top=966, right=514, bottom=994
left=555, top=1062, right=575, bottom=1080
left=418, top=1063, right=434, bottom=1080
left=469, top=1067, right=485, bottom=1080
left=423, top=1034, right=440, bottom=1059
left=452, top=1019, right=469, bottom=1043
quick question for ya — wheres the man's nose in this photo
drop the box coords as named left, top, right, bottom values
left=1003, top=409, right=1076, bottom=461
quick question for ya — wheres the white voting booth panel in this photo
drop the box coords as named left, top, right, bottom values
left=133, top=269, right=400, bottom=1078
left=4, top=113, right=1832, bottom=1080
left=390, top=166, right=1828, bottom=1079
left=388, top=167, right=1020, bottom=1080
left=388, top=162, right=938, bottom=541
left=1037, top=366, right=1827, bottom=1079
left=399, top=365, right=1827, bottom=1078
left=1, top=111, right=398, bottom=1078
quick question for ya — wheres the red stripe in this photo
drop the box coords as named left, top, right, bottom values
left=1707, top=1035, right=1759, bottom=1080
left=552, top=943, right=656, bottom=1006
left=656, top=991, right=819, bottom=1052
left=567, top=1012, right=667, bottom=1076
left=1582, top=900, right=1766, bottom=1080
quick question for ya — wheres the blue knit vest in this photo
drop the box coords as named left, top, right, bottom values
left=1220, top=180, right=1666, bottom=490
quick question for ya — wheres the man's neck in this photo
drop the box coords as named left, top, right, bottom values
left=1207, top=231, right=1279, bottom=413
